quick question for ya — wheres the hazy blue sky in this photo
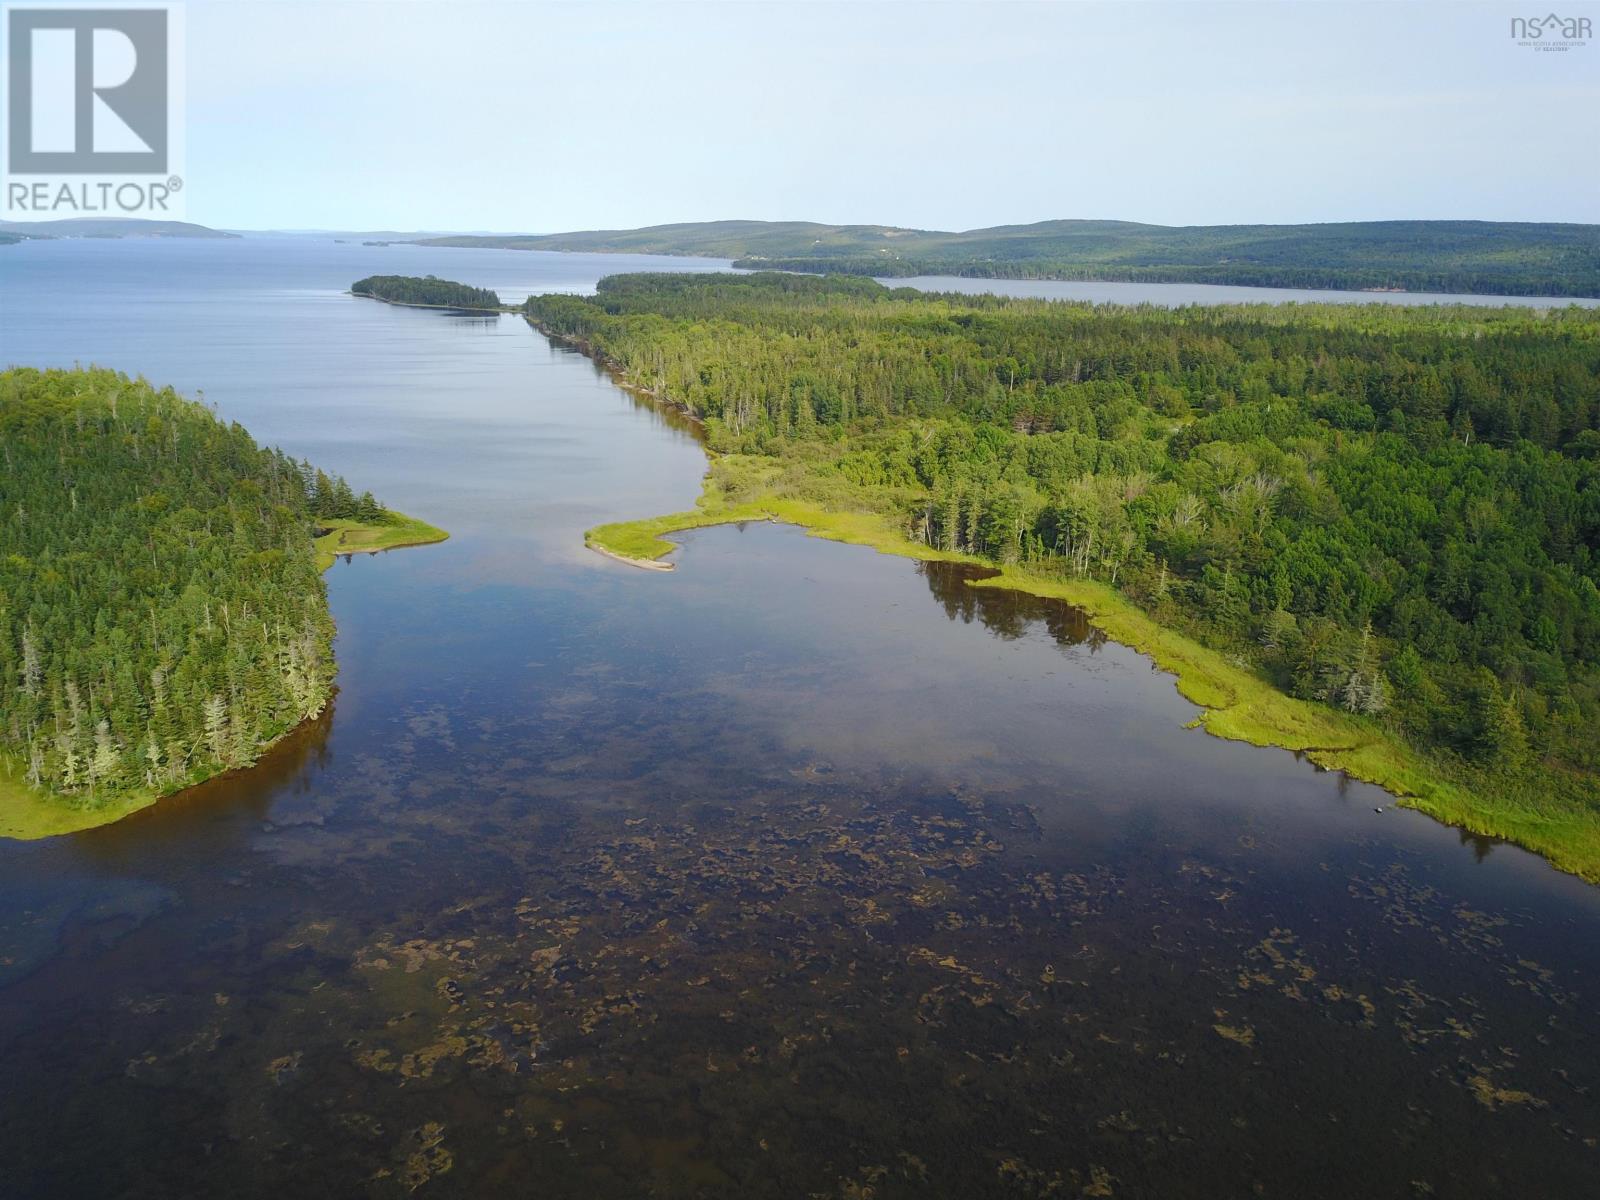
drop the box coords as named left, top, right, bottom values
left=182, top=0, right=1598, bottom=231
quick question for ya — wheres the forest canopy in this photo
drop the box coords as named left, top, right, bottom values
left=352, top=274, right=502, bottom=309
left=421, top=218, right=1600, bottom=298
left=0, top=367, right=397, bottom=807
left=527, top=273, right=1600, bottom=821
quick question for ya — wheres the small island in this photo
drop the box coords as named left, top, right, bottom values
left=351, top=274, right=504, bottom=311
left=0, top=367, right=446, bottom=839
left=419, top=216, right=1600, bottom=298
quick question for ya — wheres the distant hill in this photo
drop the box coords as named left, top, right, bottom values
left=418, top=219, right=1600, bottom=297
left=0, top=218, right=237, bottom=240
left=245, top=229, right=488, bottom=240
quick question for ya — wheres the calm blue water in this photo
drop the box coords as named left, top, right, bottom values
left=885, top=274, right=1600, bottom=307
left=1, top=236, right=1597, bottom=1198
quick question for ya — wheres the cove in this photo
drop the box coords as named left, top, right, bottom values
left=0, top=237, right=1596, bottom=1198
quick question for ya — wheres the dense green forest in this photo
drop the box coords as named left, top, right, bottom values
left=527, top=273, right=1600, bottom=828
left=0, top=367, right=395, bottom=807
left=423, top=219, right=1600, bottom=297
left=351, top=274, right=502, bottom=309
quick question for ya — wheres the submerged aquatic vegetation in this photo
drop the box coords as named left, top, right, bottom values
left=544, top=277, right=1600, bottom=883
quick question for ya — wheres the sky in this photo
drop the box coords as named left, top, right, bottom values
left=172, top=0, right=1600, bottom=232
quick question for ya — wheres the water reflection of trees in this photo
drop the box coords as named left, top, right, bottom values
left=916, top=561, right=1105, bottom=651
left=1459, top=827, right=1498, bottom=863
left=71, top=698, right=337, bottom=863
left=548, top=341, right=707, bottom=443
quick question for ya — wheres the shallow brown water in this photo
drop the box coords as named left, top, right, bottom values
left=1, top=238, right=1597, bottom=1198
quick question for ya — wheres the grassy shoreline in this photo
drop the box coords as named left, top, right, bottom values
left=0, top=763, right=160, bottom=840
left=1, top=512, right=448, bottom=841
left=584, top=486, right=1600, bottom=884
left=314, top=511, right=449, bottom=570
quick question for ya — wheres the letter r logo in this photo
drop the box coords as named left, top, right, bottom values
left=7, top=7, right=168, bottom=173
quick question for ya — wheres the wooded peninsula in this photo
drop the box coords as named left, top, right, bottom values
left=527, top=273, right=1600, bottom=880
left=0, top=367, right=445, bottom=837
left=422, top=218, right=1600, bottom=298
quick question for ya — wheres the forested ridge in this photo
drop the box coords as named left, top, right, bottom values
left=731, top=257, right=1599, bottom=297
left=527, top=274, right=1600, bottom=826
left=0, top=367, right=395, bottom=807
left=422, top=218, right=1600, bottom=297
left=352, top=274, right=502, bottom=309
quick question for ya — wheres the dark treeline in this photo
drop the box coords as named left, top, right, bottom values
left=0, top=367, right=390, bottom=802
left=527, top=273, right=1600, bottom=798
left=731, top=256, right=1600, bottom=297
left=352, top=274, right=501, bottom=309
left=420, top=217, right=1600, bottom=298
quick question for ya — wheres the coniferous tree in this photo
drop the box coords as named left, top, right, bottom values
left=525, top=274, right=1600, bottom=784
left=0, top=367, right=398, bottom=805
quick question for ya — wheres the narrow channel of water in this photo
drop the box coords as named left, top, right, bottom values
left=1, top=237, right=1596, bottom=1197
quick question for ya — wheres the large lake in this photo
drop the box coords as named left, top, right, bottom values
left=885, top=274, right=1600, bottom=308
left=1, top=237, right=1597, bottom=1198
